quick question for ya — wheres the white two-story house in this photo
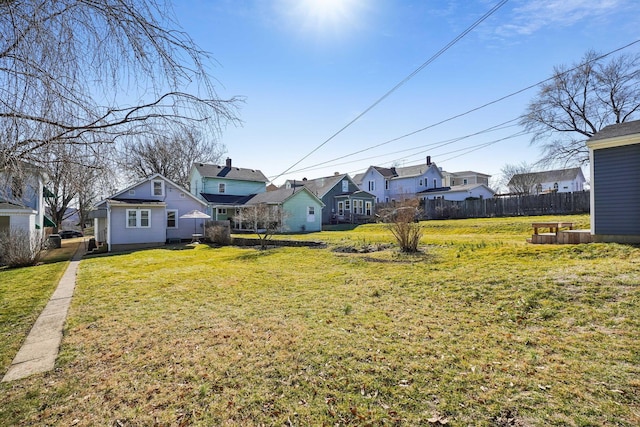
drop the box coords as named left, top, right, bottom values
left=508, top=167, right=586, bottom=195
left=354, top=157, right=444, bottom=203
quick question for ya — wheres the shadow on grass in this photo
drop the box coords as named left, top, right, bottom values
left=322, top=224, right=362, bottom=232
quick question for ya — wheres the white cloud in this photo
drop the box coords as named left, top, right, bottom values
left=496, top=0, right=628, bottom=37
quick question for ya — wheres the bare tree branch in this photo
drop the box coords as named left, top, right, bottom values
left=0, top=0, right=241, bottom=171
left=521, top=50, right=640, bottom=166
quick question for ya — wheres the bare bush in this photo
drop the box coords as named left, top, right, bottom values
left=205, top=222, right=231, bottom=246
left=0, top=229, right=47, bottom=268
left=379, top=199, right=424, bottom=253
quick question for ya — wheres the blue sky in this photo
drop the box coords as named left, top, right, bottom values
left=173, top=0, right=640, bottom=186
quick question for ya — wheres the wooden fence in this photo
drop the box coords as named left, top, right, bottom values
left=422, top=191, right=590, bottom=220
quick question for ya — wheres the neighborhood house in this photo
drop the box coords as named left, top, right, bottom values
left=284, top=173, right=375, bottom=224
left=0, top=162, right=49, bottom=240
left=354, top=156, right=446, bottom=204
left=92, top=173, right=208, bottom=252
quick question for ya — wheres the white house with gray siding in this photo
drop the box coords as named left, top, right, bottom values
left=93, top=173, right=208, bottom=252
left=587, top=120, right=640, bottom=243
left=353, top=157, right=445, bottom=203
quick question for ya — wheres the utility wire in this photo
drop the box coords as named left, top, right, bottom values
left=270, top=0, right=510, bottom=183
left=284, top=119, right=521, bottom=175
left=273, top=38, right=640, bottom=179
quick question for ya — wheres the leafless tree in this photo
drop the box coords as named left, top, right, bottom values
left=521, top=50, right=640, bottom=166
left=501, top=162, right=539, bottom=195
left=118, top=128, right=225, bottom=188
left=0, top=0, right=240, bottom=171
left=235, top=203, right=287, bottom=250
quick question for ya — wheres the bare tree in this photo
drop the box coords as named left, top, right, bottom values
left=43, top=146, right=85, bottom=230
left=235, top=203, right=287, bottom=250
left=501, top=162, right=539, bottom=195
left=521, top=50, right=640, bottom=166
left=0, top=0, right=240, bottom=171
left=118, top=128, right=225, bottom=188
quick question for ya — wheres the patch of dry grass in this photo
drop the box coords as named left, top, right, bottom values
left=1, top=216, right=639, bottom=426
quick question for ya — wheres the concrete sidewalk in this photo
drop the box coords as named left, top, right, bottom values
left=2, top=244, right=85, bottom=382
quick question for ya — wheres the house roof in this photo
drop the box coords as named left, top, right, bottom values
left=245, top=186, right=325, bottom=206
left=0, top=199, right=33, bottom=211
left=97, top=173, right=206, bottom=208
left=418, top=183, right=495, bottom=195
left=444, top=170, right=491, bottom=178
left=589, top=119, right=640, bottom=142
left=106, top=200, right=166, bottom=207
left=293, top=174, right=353, bottom=198
left=393, top=163, right=439, bottom=178
left=200, top=193, right=256, bottom=205
left=508, top=167, right=584, bottom=186
left=193, top=162, right=268, bottom=182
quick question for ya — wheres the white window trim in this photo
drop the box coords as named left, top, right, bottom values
left=126, top=209, right=152, bottom=228
left=342, top=180, right=349, bottom=192
left=218, top=183, right=226, bottom=193
left=218, top=208, right=227, bottom=215
left=167, top=209, right=178, bottom=229
left=152, top=179, right=165, bottom=197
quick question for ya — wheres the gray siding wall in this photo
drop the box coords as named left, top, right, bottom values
left=593, top=144, right=640, bottom=235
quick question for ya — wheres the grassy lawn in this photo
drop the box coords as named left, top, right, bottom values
left=1, top=215, right=639, bottom=425
left=0, top=239, right=80, bottom=371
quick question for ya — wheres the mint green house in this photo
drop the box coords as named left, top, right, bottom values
left=189, top=158, right=269, bottom=221
left=245, top=186, right=325, bottom=233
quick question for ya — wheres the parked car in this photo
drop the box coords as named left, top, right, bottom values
left=59, top=230, right=83, bottom=239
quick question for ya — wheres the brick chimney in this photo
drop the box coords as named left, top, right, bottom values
left=426, top=156, right=431, bottom=166
left=225, top=158, right=232, bottom=168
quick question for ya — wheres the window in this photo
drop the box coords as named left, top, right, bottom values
left=167, top=210, right=178, bottom=228
left=419, top=179, right=423, bottom=186
left=345, top=200, right=350, bottom=211
left=338, top=201, right=344, bottom=216
left=385, top=180, right=389, bottom=190
left=365, top=201, right=372, bottom=216
left=140, top=210, right=150, bottom=227
left=463, top=179, right=468, bottom=185
left=342, top=180, right=349, bottom=192
left=553, top=182, right=559, bottom=191
left=129, top=189, right=136, bottom=196
left=126, top=209, right=151, bottom=228
left=218, top=183, right=226, bottom=193
left=152, top=180, right=164, bottom=197
left=368, top=180, right=375, bottom=192
left=433, top=178, right=437, bottom=188
left=218, top=208, right=227, bottom=215
left=179, top=192, right=186, bottom=198
left=127, top=210, right=137, bottom=227
left=356, top=200, right=363, bottom=214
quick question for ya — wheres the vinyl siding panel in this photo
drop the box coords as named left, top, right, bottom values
left=283, top=192, right=323, bottom=232
left=593, top=144, right=640, bottom=235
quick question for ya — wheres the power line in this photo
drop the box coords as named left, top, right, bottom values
left=282, top=119, right=521, bottom=176
left=270, top=0, right=510, bottom=183
left=273, top=38, right=640, bottom=180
